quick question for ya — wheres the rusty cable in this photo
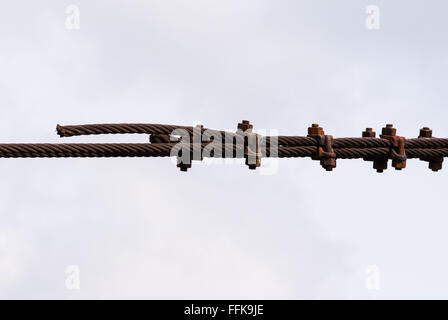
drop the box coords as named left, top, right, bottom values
left=56, top=123, right=236, bottom=140
left=0, top=121, right=445, bottom=172
left=1, top=143, right=447, bottom=160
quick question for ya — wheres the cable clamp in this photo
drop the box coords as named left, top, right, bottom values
left=307, top=124, right=336, bottom=171
left=379, top=124, right=406, bottom=170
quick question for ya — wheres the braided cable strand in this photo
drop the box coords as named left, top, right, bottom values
left=56, top=123, right=238, bottom=140
left=405, top=138, right=448, bottom=149
left=268, top=136, right=448, bottom=149
left=56, top=124, right=195, bottom=137
left=0, top=143, right=248, bottom=159
left=265, top=136, right=316, bottom=147
left=0, top=144, right=173, bottom=158
left=1, top=143, right=448, bottom=160
left=406, top=148, right=448, bottom=159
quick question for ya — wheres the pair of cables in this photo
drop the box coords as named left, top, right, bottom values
left=0, top=121, right=446, bottom=172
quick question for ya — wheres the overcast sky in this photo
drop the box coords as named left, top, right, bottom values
left=1, top=0, right=448, bottom=299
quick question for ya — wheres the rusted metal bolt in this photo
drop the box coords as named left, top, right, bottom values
left=373, top=159, right=388, bottom=173
left=308, top=123, right=324, bottom=136
left=362, top=128, right=376, bottom=138
left=177, top=163, right=192, bottom=172
left=237, top=121, right=261, bottom=170
left=419, top=127, right=432, bottom=138
left=381, top=124, right=396, bottom=136
left=322, top=158, right=336, bottom=171
left=247, top=159, right=261, bottom=170
left=237, top=120, right=253, bottom=132
left=429, top=160, right=443, bottom=172
left=393, top=163, right=405, bottom=170
left=245, top=157, right=262, bottom=170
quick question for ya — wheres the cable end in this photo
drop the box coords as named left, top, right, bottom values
left=56, top=124, right=66, bottom=137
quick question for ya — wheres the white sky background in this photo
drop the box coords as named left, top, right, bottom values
left=0, top=0, right=448, bottom=299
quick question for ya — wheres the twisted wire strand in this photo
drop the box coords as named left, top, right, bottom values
left=333, top=138, right=391, bottom=148
left=0, top=143, right=247, bottom=159
left=264, top=136, right=316, bottom=147
left=266, top=146, right=315, bottom=158
left=405, top=138, right=448, bottom=149
left=264, top=136, right=448, bottom=149
left=406, top=148, right=448, bottom=158
left=266, top=136, right=391, bottom=148
left=1, top=143, right=447, bottom=160
left=0, top=143, right=173, bottom=158
left=56, top=124, right=194, bottom=137
left=56, top=123, right=237, bottom=140
left=334, top=147, right=390, bottom=159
